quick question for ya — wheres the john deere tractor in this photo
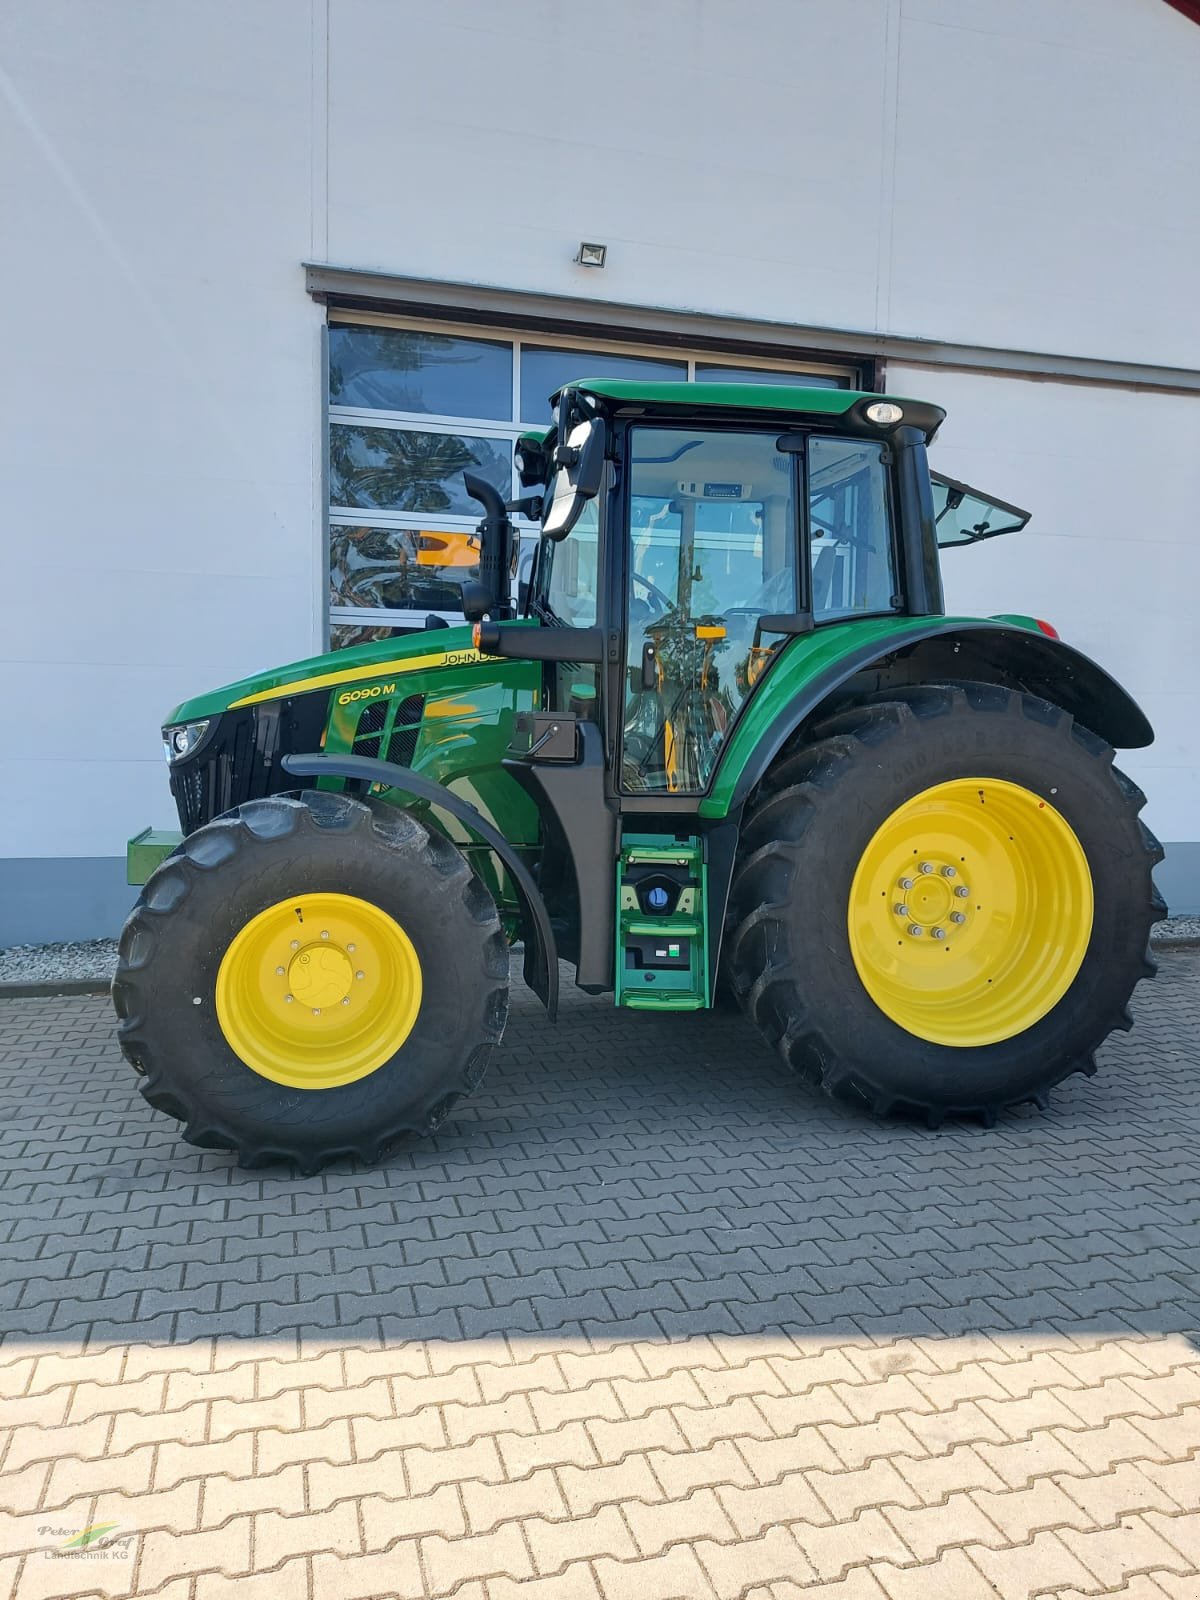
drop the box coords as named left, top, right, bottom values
left=115, top=381, right=1164, bottom=1170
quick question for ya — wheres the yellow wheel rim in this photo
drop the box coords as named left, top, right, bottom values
left=215, top=892, right=422, bottom=1089
left=848, top=778, right=1093, bottom=1048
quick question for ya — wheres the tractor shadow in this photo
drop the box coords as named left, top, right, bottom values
left=0, top=949, right=1197, bottom=1352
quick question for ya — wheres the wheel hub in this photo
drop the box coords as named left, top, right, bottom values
left=287, top=942, right=355, bottom=1010
left=847, top=778, right=1093, bottom=1048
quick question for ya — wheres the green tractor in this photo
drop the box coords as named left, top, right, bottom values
left=115, top=381, right=1164, bottom=1170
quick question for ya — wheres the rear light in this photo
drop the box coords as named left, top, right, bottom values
left=1034, top=618, right=1060, bottom=639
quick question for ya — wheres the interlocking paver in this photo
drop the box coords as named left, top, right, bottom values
left=0, top=950, right=1197, bottom=1597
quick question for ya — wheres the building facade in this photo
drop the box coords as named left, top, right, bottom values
left=2, top=0, right=1198, bottom=943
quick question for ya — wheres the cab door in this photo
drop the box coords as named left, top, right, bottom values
left=621, top=425, right=800, bottom=794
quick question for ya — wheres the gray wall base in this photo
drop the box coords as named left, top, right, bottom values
left=2, top=843, right=1199, bottom=947
left=0, top=858, right=137, bottom=946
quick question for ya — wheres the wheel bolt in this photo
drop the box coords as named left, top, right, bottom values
left=320, top=930, right=329, bottom=940
left=894, top=903, right=909, bottom=916
left=932, top=926, right=946, bottom=940
left=951, top=911, right=966, bottom=924
left=356, top=970, right=365, bottom=980
left=955, top=886, right=970, bottom=898
left=942, top=865, right=956, bottom=878
left=312, top=1008, right=321, bottom=1016
left=908, top=924, right=924, bottom=937
left=898, top=877, right=913, bottom=891
left=346, top=943, right=356, bottom=953
left=342, top=997, right=350, bottom=1006
left=284, top=994, right=294, bottom=1003
left=290, top=939, right=299, bottom=950
left=275, top=966, right=285, bottom=976
left=919, top=861, right=934, bottom=874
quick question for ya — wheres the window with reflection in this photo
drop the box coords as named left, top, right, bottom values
left=520, top=346, right=686, bottom=424
left=329, top=426, right=511, bottom=517
left=329, top=326, right=512, bottom=419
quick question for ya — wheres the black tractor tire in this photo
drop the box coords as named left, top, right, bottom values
left=725, top=682, right=1164, bottom=1125
left=113, top=790, right=509, bottom=1172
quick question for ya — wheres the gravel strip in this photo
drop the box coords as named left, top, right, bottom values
left=0, top=939, right=118, bottom=987
left=2, top=916, right=1198, bottom=992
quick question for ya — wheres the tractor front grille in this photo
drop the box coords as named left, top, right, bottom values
left=168, top=691, right=329, bottom=835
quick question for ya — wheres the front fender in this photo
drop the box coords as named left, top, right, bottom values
left=281, top=752, right=558, bottom=1019
left=701, top=616, right=1153, bottom=819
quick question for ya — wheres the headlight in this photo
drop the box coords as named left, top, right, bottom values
left=162, top=720, right=210, bottom=763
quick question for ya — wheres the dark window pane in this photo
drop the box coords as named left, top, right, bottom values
left=695, top=364, right=846, bottom=389
left=329, top=425, right=511, bottom=516
left=330, top=525, right=478, bottom=612
left=520, top=346, right=686, bottom=423
left=329, top=325, right=512, bottom=419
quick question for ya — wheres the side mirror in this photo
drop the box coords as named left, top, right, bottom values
left=542, top=416, right=604, bottom=541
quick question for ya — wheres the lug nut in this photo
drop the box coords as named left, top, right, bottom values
left=312, top=1008, right=321, bottom=1016
left=320, top=930, right=329, bottom=940
left=942, top=865, right=956, bottom=878
left=341, top=997, right=350, bottom=1006
left=284, top=994, right=294, bottom=1003
left=355, top=970, right=365, bottom=980
left=951, top=911, right=966, bottom=924
left=898, top=877, right=913, bottom=891
left=894, top=903, right=909, bottom=917
left=932, top=927, right=946, bottom=940
left=290, top=939, right=299, bottom=950
left=919, top=861, right=935, bottom=874
left=955, top=886, right=970, bottom=898
left=908, top=924, right=924, bottom=937
left=275, top=966, right=285, bottom=976
left=346, top=943, right=356, bottom=953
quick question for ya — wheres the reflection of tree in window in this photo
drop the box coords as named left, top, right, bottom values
left=329, top=328, right=511, bottom=418
left=330, top=526, right=466, bottom=612
left=330, top=428, right=503, bottom=513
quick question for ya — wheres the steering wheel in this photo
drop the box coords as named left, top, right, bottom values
left=631, top=570, right=674, bottom=617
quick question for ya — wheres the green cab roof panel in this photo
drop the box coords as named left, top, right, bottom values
left=559, top=380, right=945, bottom=438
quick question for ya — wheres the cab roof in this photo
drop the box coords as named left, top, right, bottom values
left=556, top=379, right=945, bottom=439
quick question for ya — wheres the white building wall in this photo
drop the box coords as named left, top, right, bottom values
left=890, top=365, right=1200, bottom=854
left=0, top=2, right=324, bottom=895
left=0, top=0, right=1197, bottom=938
left=327, top=0, right=1200, bottom=364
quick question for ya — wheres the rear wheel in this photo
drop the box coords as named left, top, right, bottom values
left=113, top=790, right=509, bottom=1171
left=725, top=683, right=1164, bottom=1124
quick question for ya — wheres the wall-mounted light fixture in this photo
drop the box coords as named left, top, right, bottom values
left=575, top=242, right=607, bottom=268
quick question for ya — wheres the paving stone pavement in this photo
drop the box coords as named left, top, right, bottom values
left=0, top=950, right=1197, bottom=1599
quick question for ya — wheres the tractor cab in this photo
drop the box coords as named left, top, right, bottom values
left=494, top=381, right=948, bottom=801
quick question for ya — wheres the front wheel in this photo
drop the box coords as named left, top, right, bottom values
left=113, top=790, right=510, bottom=1171
left=725, top=683, right=1164, bottom=1124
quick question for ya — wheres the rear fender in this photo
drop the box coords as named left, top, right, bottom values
left=704, top=618, right=1153, bottom=818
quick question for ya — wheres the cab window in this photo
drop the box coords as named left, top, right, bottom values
left=808, top=436, right=898, bottom=621
left=541, top=498, right=599, bottom=626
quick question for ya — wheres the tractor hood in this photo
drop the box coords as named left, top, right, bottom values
left=166, top=624, right=485, bottom=724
